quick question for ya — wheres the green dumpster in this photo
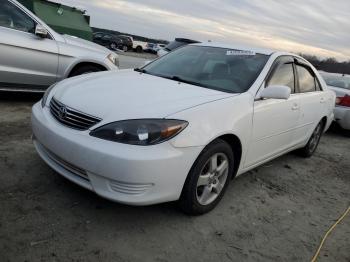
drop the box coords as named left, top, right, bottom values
left=18, top=0, right=93, bottom=41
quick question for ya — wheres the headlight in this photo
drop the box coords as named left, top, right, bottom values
left=41, top=83, right=56, bottom=108
left=107, top=53, right=119, bottom=67
left=90, top=119, right=188, bottom=145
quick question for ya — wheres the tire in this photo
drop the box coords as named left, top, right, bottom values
left=297, top=120, right=324, bottom=158
left=136, top=46, right=143, bottom=53
left=179, top=139, right=234, bottom=215
left=122, top=45, right=128, bottom=52
left=69, top=65, right=104, bottom=77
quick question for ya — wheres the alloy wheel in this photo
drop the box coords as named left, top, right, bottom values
left=196, top=153, right=229, bottom=205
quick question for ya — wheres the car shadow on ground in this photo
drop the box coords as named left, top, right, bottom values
left=326, top=123, right=350, bottom=137
left=0, top=91, right=43, bottom=102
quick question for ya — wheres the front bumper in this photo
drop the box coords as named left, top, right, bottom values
left=31, top=102, right=203, bottom=205
left=334, top=106, right=350, bottom=130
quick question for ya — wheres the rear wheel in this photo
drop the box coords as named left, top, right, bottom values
left=297, top=121, right=324, bottom=157
left=69, top=65, right=104, bottom=77
left=179, top=139, right=234, bottom=215
left=122, top=45, right=128, bottom=52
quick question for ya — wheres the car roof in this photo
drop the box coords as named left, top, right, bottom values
left=192, top=42, right=277, bottom=56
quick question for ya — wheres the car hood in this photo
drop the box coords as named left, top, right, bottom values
left=62, top=34, right=110, bottom=54
left=53, top=70, right=235, bottom=122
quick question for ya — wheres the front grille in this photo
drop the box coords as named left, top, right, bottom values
left=43, top=144, right=90, bottom=181
left=50, top=98, right=101, bottom=130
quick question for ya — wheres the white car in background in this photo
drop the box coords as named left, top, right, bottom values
left=145, top=43, right=166, bottom=54
left=32, top=43, right=335, bottom=214
left=133, top=40, right=148, bottom=53
left=0, top=0, right=119, bottom=92
left=320, top=72, right=350, bottom=130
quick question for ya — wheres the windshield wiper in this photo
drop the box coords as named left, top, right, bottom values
left=167, top=75, right=204, bottom=87
left=134, top=68, right=147, bottom=73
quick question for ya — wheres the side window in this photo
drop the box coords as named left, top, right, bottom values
left=102, top=35, right=112, bottom=41
left=0, top=1, right=36, bottom=33
left=296, top=65, right=316, bottom=93
left=267, top=63, right=295, bottom=93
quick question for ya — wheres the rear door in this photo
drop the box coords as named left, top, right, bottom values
left=245, top=56, right=301, bottom=167
left=0, top=0, right=59, bottom=91
left=293, top=61, right=327, bottom=144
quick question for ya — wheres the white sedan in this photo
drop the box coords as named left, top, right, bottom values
left=32, top=43, right=335, bottom=214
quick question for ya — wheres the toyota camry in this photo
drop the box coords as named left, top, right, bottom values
left=32, top=43, right=335, bottom=214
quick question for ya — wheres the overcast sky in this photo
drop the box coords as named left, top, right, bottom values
left=56, top=0, right=349, bottom=60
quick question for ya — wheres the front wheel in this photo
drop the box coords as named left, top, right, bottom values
left=179, top=139, right=234, bottom=215
left=297, top=121, right=324, bottom=158
left=135, top=46, right=143, bottom=53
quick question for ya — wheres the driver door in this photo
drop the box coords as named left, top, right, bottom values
left=0, top=0, right=59, bottom=91
left=245, top=56, right=301, bottom=167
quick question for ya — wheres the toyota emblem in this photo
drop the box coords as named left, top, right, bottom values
left=58, top=106, right=67, bottom=119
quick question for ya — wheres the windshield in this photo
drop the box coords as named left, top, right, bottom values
left=322, top=74, right=350, bottom=90
left=143, top=45, right=269, bottom=93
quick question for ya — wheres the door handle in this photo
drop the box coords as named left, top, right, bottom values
left=320, top=98, right=326, bottom=104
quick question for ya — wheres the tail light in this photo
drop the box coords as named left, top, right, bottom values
left=336, top=95, right=350, bottom=107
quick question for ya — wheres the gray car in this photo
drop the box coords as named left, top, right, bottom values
left=0, top=0, right=119, bottom=92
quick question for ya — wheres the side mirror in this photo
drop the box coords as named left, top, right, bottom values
left=35, top=24, right=48, bottom=38
left=260, top=85, right=291, bottom=100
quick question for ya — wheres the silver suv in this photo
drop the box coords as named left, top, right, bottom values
left=0, top=0, right=119, bottom=92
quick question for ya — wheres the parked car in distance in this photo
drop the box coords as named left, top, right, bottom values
left=133, top=40, right=148, bottom=53
left=118, top=35, right=133, bottom=51
left=93, top=32, right=132, bottom=51
left=146, top=43, right=166, bottom=54
left=157, top=38, right=200, bottom=56
left=320, top=71, right=350, bottom=130
left=118, top=35, right=133, bottom=43
left=0, top=0, right=119, bottom=92
left=32, top=43, right=335, bottom=215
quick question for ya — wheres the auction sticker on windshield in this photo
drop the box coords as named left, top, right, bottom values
left=226, top=50, right=256, bottom=56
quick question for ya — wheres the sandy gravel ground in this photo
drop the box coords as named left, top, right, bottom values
left=0, top=93, right=349, bottom=262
